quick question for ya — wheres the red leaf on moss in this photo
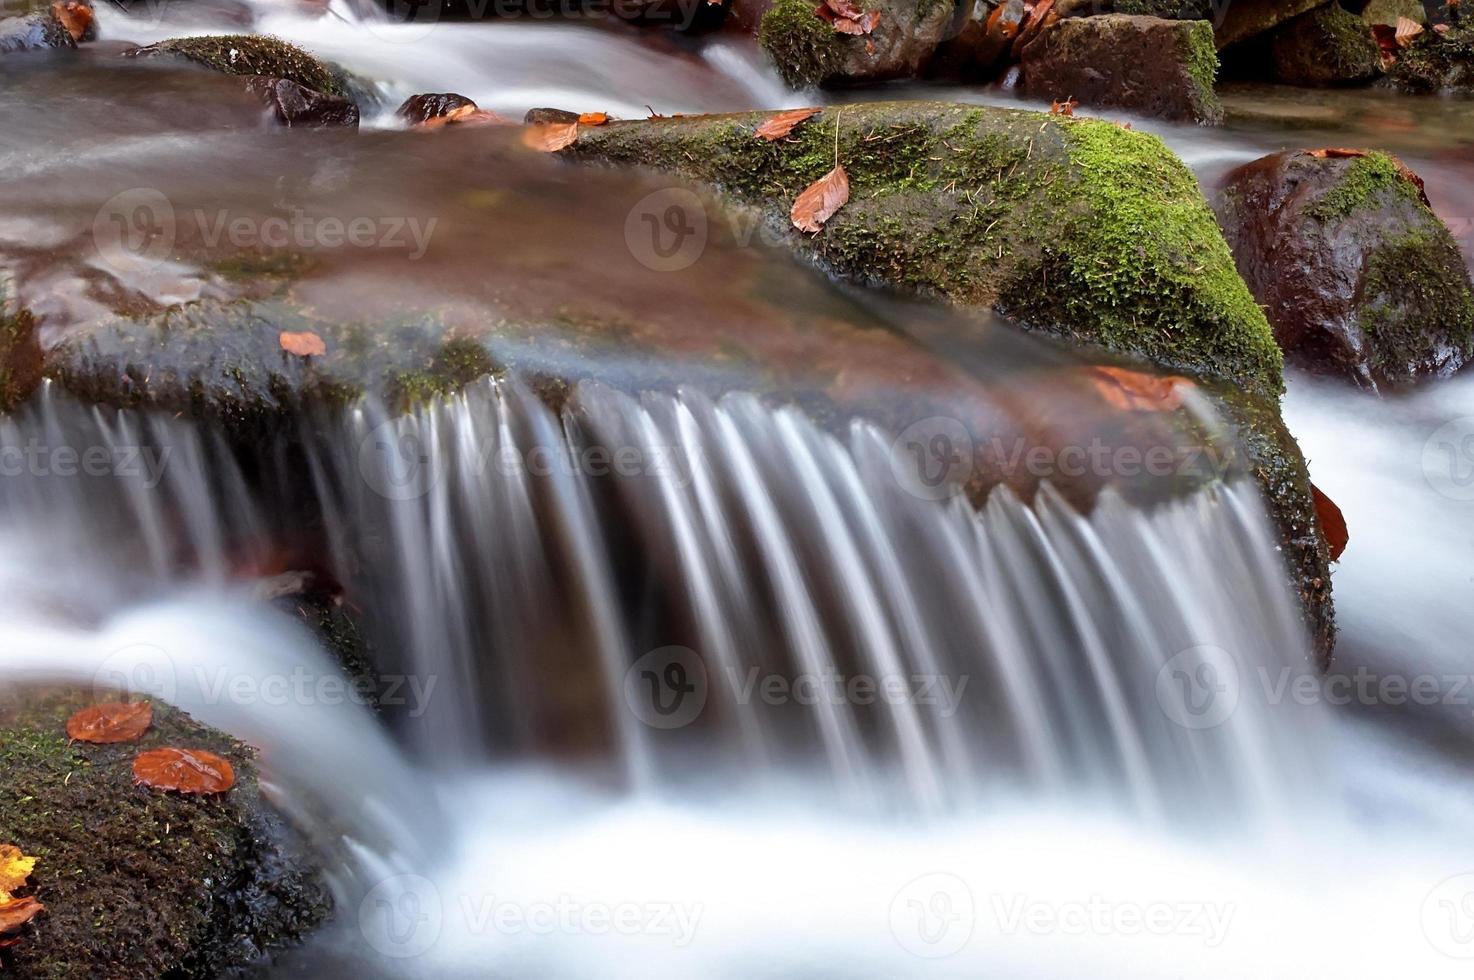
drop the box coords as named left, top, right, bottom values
left=755, top=107, right=821, bottom=141
left=1312, top=483, right=1349, bottom=562
left=133, top=747, right=236, bottom=795
left=791, top=165, right=850, bottom=234
left=0, top=896, right=44, bottom=935
left=65, top=701, right=153, bottom=744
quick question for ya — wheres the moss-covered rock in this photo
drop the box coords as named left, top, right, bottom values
left=1019, top=15, right=1225, bottom=124
left=0, top=690, right=330, bottom=978
left=1116, top=0, right=1326, bottom=47
left=0, top=285, right=42, bottom=412
left=1215, top=149, right=1474, bottom=388
left=1386, top=19, right=1474, bottom=92
left=758, top=0, right=953, bottom=87
left=1269, top=2, right=1383, bottom=85
left=127, top=35, right=343, bottom=98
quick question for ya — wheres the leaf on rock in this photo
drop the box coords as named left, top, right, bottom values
left=65, top=701, right=153, bottom=745
left=279, top=330, right=326, bottom=357
left=418, top=105, right=512, bottom=130
left=0, top=846, right=36, bottom=899
left=1086, top=365, right=1193, bottom=412
left=791, top=165, right=850, bottom=234
left=133, top=747, right=236, bottom=795
left=1050, top=98, right=1078, bottom=117
left=755, top=107, right=821, bottom=141
left=51, top=1, right=91, bottom=41
left=521, top=121, right=580, bottom=152
left=1311, top=483, right=1349, bottom=562
left=0, top=897, right=44, bottom=935
left=577, top=112, right=610, bottom=126
left=814, top=0, right=880, bottom=34
left=1395, top=15, right=1424, bottom=46
left=1306, top=147, right=1369, bottom=159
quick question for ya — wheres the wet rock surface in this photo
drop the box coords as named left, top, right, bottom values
left=398, top=91, right=478, bottom=124
left=1215, top=149, right=1474, bottom=388
left=245, top=76, right=360, bottom=129
left=1019, top=14, right=1224, bottom=124
left=0, top=690, right=331, bottom=979
left=758, top=0, right=954, bottom=86
left=1267, top=2, right=1383, bottom=86
left=0, top=8, right=76, bottom=54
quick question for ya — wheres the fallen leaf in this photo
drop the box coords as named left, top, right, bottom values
left=417, top=105, right=511, bottom=129
left=1050, top=98, right=1079, bottom=117
left=1370, top=23, right=1400, bottom=64
left=1086, top=365, right=1194, bottom=412
left=521, top=121, right=580, bottom=152
left=133, top=747, right=236, bottom=795
left=0, top=846, right=36, bottom=898
left=1306, top=147, right=1369, bottom=159
left=51, top=1, right=91, bottom=41
left=1113, top=120, right=1133, bottom=130
left=791, top=165, right=850, bottom=234
left=0, top=897, right=43, bottom=935
left=1312, top=483, right=1349, bottom=562
left=577, top=112, right=610, bottom=126
left=279, top=330, right=326, bottom=357
left=1395, top=15, right=1424, bottom=46
left=755, top=107, right=821, bottom=141
left=65, top=701, right=153, bottom=745
left=813, top=0, right=880, bottom=34
left=1434, top=22, right=1450, bottom=33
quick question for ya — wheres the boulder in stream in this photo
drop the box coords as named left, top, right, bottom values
left=0, top=690, right=331, bottom=978
left=127, top=35, right=346, bottom=99
left=1215, top=149, right=1474, bottom=388
left=1267, top=2, right=1383, bottom=86
left=757, top=0, right=954, bottom=86
left=0, top=6, right=77, bottom=54
left=1386, top=20, right=1474, bottom=92
left=399, top=92, right=478, bottom=125
left=1018, top=14, right=1224, bottom=124
left=245, top=76, right=360, bottom=129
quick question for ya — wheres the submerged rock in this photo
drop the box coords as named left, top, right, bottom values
left=1215, top=149, right=1474, bottom=388
left=245, top=76, right=360, bottom=129
left=127, top=34, right=344, bottom=98
left=1, top=291, right=42, bottom=412
left=0, top=7, right=76, bottom=54
left=399, top=91, right=478, bottom=125
left=1019, top=14, right=1224, bottom=124
left=1268, top=2, right=1383, bottom=85
left=758, top=0, right=954, bottom=87
left=0, top=690, right=331, bottom=978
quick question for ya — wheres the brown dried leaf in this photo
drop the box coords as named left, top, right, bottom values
left=1312, top=483, right=1349, bottom=562
left=279, top=330, right=326, bottom=357
left=1050, top=98, right=1079, bottom=117
left=0, top=897, right=44, bottom=935
left=521, top=121, right=580, bottom=152
left=578, top=111, right=610, bottom=126
left=791, top=165, right=850, bottom=234
left=755, top=107, right=821, bottom=141
left=65, top=701, right=153, bottom=745
left=418, top=105, right=512, bottom=130
left=1306, top=147, right=1369, bottom=158
left=51, top=1, right=91, bottom=41
left=133, top=747, right=236, bottom=795
left=1086, top=365, right=1194, bottom=412
left=1395, top=15, right=1424, bottom=46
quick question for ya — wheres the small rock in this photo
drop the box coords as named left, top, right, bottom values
left=1019, top=15, right=1224, bottom=124
left=244, top=76, right=359, bottom=129
left=524, top=106, right=581, bottom=124
left=1216, top=150, right=1474, bottom=388
left=758, top=0, right=954, bottom=87
left=0, top=8, right=76, bottom=54
left=1268, top=3, right=1383, bottom=86
left=398, top=92, right=478, bottom=125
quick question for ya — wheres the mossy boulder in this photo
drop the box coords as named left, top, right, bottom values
left=0, top=690, right=331, bottom=978
left=1215, top=149, right=1474, bottom=388
left=1018, top=15, right=1225, bottom=124
left=1268, top=2, right=1383, bottom=85
left=758, top=0, right=954, bottom=86
left=1115, top=0, right=1326, bottom=47
left=1386, top=19, right=1474, bottom=92
left=0, top=286, right=43, bottom=412
left=0, top=8, right=75, bottom=54
left=127, top=35, right=344, bottom=98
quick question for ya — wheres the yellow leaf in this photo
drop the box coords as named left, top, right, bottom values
left=0, top=845, right=37, bottom=901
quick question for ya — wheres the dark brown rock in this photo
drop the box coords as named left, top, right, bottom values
left=1215, top=150, right=1474, bottom=388
left=757, top=0, right=955, bottom=87
left=1019, top=14, right=1224, bottom=124
left=524, top=106, right=581, bottom=124
left=1267, top=2, right=1382, bottom=86
left=244, top=76, right=360, bottom=129
left=397, top=91, right=477, bottom=125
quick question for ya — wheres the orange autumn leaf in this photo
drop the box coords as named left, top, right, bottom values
left=754, top=107, right=821, bottom=141
left=1306, top=147, right=1368, bottom=159
left=1394, top=15, right=1423, bottom=46
left=417, top=105, right=511, bottom=130
left=0, top=897, right=44, bottom=935
left=577, top=112, right=610, bottom=126
left=791, top=165, right=850, bottom=234
left=51, top=1, right=90, bottom=41
left=65, top=701, right=153, bottom=745
left=814, top=0, right=880, bottom=34
left=1312, top=483, right=1349, bottom=562
left=0, top=846, right=36, bottom=898
left=279, top=330, right=326, bottom=357
left=1086, top=365, right=1193, bottom=412
left=133, top=747, right=236, bottom=795
left=1050, top=98, right=1079, bottom=117
left=521, top=121, right=580, bottom=152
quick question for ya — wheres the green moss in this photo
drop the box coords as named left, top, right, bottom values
left=1270, top=2, right=1383, bottom=86
left=132, top=35, right=343, bottom=97
left=0, top=283, right=42, bottom=412
left=1183, top=19, right=1221, bottom=99
left=758, top=0, right=850, bottom=88
left=1358, top=227, right=1474, bottom=379
left=386, top=336, right=497, bottom=411
left=1113, top=0, right=1217, bottom=18
left=1388, top=19, right=1474, bottom=92
left=0, top=691, right=329, bottom=978
left=1305, top=152, right=1426, bottom=224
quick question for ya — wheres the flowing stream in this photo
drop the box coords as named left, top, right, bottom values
left=3, top=3, right=1474, bottom=977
